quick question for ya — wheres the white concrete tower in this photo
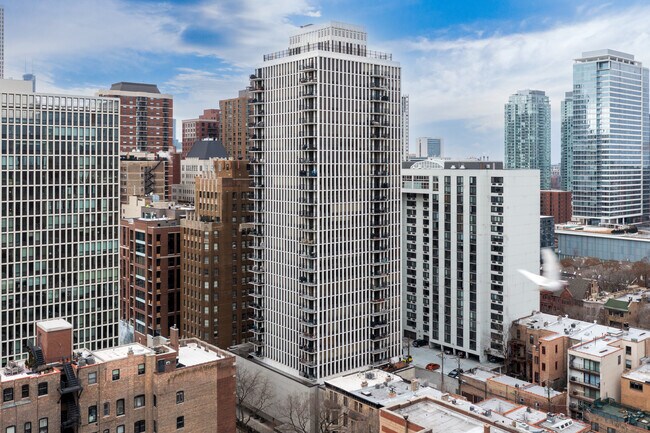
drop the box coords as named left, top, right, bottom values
left=0, top=6, right=4, bottom=79
left=248, top=22, right=402, bottom=381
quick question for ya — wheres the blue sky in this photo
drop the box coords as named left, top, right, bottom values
left=5, top=0, right=650, bottom=161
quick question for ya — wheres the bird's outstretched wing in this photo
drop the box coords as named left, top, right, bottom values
left=518, top=269, right=549, bottom=287
left=541, top=248, right=561, bottom=283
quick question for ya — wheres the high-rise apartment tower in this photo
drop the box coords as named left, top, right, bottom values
left=402, top=159, right=540, bottom=360
left=560, top=92, right=574, bottom=191
left=0, top=80, right=120, bottom=366
left=504, top=90, right=551, bottom=189
left=571, top=50, right=649, bottom=225
left=248, top=22, right=402, bottom=381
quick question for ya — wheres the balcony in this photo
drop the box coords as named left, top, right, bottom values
left=371, top=346, right=388, bottom=355
left=371, top=333, right=388, bottom=341
left=302, top=332, right=317, bottom=341
left=299, top=103, right=316, bottom=111
left=300, top=90, right=316, bottom=98
left=301, top=63, right=316, bottom=71
left=300, top=318, right=317, bottom=327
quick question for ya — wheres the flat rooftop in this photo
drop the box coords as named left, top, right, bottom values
left=177, top=341, right=224, bottom=367
left=92, top=343, right=156, bottom=362
left=517, top=312, right=618, bottom=342
left=392, top=399, right=506, bottom=433
left=570, top=334, right=623, bottom=357
left=325, top=369, right=429, bottom=406
left=556, top=224, right=650, bottom=240
left=623, top=362, right=650, bottom=382
left=37, top=318, right=73, bottom=332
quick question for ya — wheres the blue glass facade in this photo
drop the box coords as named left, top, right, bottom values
left=558, top=232, right=650, bottom=262
left=572, top=50, right=649, bottom=225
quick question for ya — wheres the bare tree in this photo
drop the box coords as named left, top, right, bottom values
left=236, top=366, right=275, bottom=429
left=280, top=392, right=379, bottom=433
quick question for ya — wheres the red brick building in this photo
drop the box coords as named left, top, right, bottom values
left=541, top=190, right=572, bottom=224
left=182, top=109, right=221, bottom=158
left=120, top=203, right=187, bottom=344
left=99, top=82, right=173, bottom=154
left=0, top=320, right=236, bottom=433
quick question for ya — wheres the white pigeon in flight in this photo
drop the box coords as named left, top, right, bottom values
left=518, top=248, right=564, bottom=292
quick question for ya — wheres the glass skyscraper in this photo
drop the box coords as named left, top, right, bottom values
left=572, top=50, right=649, bottom=226
left=560, top=92, right=574, bottom=191
left=504, top=90, right=551, bottom=189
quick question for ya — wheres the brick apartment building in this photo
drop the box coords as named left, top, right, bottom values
left=182, top=109, right=220, bottom=158
left=541, top=190, right=572, bottom=224
left=180, top=159, right=252, bottom=348
left=98, top=82, right=173, bottom=154
left=119, top=152, right=173, bottom=202
left=0, top=319, right=236, bottom=433
left=219, top=91, right=249, bottom=160
left=120, top=202, right=187, bottom=344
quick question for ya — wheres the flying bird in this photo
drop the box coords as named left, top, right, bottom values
left=518, top=248, right=564, bottom=292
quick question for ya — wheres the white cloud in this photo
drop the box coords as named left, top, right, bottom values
left=391, top=4, right=650, bottom=160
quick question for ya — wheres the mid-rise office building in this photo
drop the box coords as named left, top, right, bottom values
left=219, top=91, right=249, bottom=160
left=416, top=137, right=442, bottom=158
left=540, top=215, right=555, bottom=249
left=248, top=21, right=402, bottom=381
left=120, top=199, right=187, bottom=344
left=402, top=159, right=539, bottom=361
left=541, top=189, right=572, bottom=224
left=560, top=92, right=574, bottom=191
left=98, top=82, right=173, bottom=153
left=504, top=90, right=551, bottom=189
left=180, top=159, right=252, bottom=348
left=571, top=50, right=649, bottom=225
left=181, top=109, right=220, bottom=158
left=0, top=80, right=120, bottom=366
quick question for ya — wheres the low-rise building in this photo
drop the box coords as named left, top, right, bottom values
left=120, top=151, right=173, bottom=203
left=0, top=319, right=236, bottom=433
left=380, top=394, right=589, bottom=433
left=460, top=368, right=566, bottom=413
left=541, top=190, right=572, bottom=224
left=583, top=398, right=650, bottom=433
left=621, top=362, right=650, bottom=411
left=567, top=328, right=650, bottom=418
left=557, top=224, right=650, bottom=262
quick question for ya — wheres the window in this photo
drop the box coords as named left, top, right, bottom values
left=6, top=426, right=15, bottom=433
left=103, top=402, right=110, bottom=416
left=176, top=416, right=184, bottom=429
left=3, top=388, right=13, bottom=402
left=137, top=364, right=145, bottom=375
left=88, top=372, right=97, bottom=385
left=103, top=430, right=109, bottom=433
left=134, top=395, right=145, bottom=408
left=21, top=385, right=29, bottom=398
left=607, top=428, right=616, bottom=433
left=37, top=383, right=48, bottom=396
left=116, top=426, right=125, bottom=433
left=134, top=421, right=145, bottom=433
left=112, top=369, right=120, bottom=381
left=176, top=391, right=184, bottom=404
left=592, top=422, right=599, bottom=432
left=618, top=355, right=621, bottom=365
left=38, top=418, right=48, bottom=433
left=541, top=363, right=546, bottom=372
left=630, top=382, right=644, bottom=391
left=88, top=405, right=97, bottom=423
left=116, top=399, right=125, bottom=416
left=626, top=346, right=632, bottom=355
left=541, top=346, right=546, bottom=355
left=153, top=395, right=157, bottom=407
left=24, top=423, right=31, bottom=433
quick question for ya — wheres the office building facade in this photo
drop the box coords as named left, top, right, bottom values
left=0, top=80, right=120, bottom=366
left=402, top=159, right=540, bottom=360
left=504, top=90, right=551, bottom=189
left=540, top=189, right=572, bottom=224
left=571, top=50, right=649, bottom=225
left=416, top=137, right=442, bottom=158
left=248, top=22, right=401, bottom=381
left=560, top=92, right=574, bottom=191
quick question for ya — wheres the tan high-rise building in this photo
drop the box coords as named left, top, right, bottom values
left=180, top=159, right=252, bottom=348
left=219, top=91, right=249, bottom=160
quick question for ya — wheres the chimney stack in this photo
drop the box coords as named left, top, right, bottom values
left=170, top=325, right=180, bottom=351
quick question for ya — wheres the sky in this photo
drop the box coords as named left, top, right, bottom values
left=5, top=0, right=650, bottom=162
